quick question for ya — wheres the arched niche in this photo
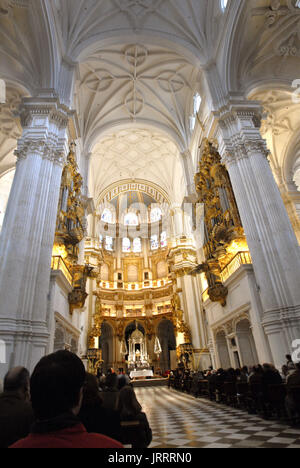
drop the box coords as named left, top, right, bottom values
left=235, top=319, right=258, bottom=367
left=125, top=321, right=145, bottom=354
left=157, top=319, right=176, bottom=373
left=54, top=326, right=65, bottom=352
left=99, top=322, right=114, bottom=373
left=215, top=330, right=231, bottom=369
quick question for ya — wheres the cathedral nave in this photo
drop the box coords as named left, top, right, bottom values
left=0, top=0, right=300, bottom=450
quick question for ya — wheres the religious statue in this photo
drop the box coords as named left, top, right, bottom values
left=127, top=322, right=150, bottom=371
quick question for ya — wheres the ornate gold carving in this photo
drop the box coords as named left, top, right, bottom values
left=55, top=142, right=85, bottom=266
left=52, top=143, right=92, bottom=313
left=193, top=139, right=248, bottom=306
left=68, top=264, right=93, bottom=313
left=171, top=293, right=192, bottom=342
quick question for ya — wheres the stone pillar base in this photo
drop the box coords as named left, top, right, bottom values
left=263, top=304, right=300, bottom=368
left=0, top=317, right=49, bottom=379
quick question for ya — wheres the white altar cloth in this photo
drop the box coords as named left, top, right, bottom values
left=130, top=369, right=154, bottom=379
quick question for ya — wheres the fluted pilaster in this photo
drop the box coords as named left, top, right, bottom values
left=0, top=94, right=70, bottom=376
left=215, top=100, right=300, bottom=367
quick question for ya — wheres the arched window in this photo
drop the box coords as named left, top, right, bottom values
left=193, top=93, right=202, bottom=115
left=105, top=236, right=113, bottom=251
left=122, top=237, right=131, bottom=253
left=150, top=207, right=162, bottom=223
left=151, top=235, right=159, bottom=250
left=133, top=237, right=142, bottom=253
left=160, top=231, right=167, bottom=248
left=101, top=208, right=113, bottom=223
left=124, top=212, right=138, bottom=226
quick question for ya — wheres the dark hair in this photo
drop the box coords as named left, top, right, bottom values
left=118, top=375, right=127, bottom=390
left=117, top=386, right=142, bottom=420
left=30, top=350, right=86, bottom=420
left=4, top=367, right=30, bottom=393
left=286, top=355, right=292, bottom=360
left=81, top=373, right=103, bottom=408
left=105, top=372, right=118, bottom=390
left=296, top=363, right=300, bottom=371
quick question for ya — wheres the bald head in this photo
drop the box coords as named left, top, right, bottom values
left=4, top=367, right=30, bottom=398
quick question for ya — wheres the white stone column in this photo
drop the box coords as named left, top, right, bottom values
left=171, top=205, right=184, bottom=239
left=216, top=100, right=300, bottom=368
left=180, top=274, right=202, bottom=349
left=0, top=95, right=70, bottom=377
left=181, top=150, right=195, bottom=196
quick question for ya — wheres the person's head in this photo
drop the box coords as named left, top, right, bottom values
left=105, top=372, right=118, bottom=390
left=118, top=375, right=127, bottom=391
left=286, top=354, right=292, bottom=362
left=117, top=386, right=142, bottom=419
left=281, top=365, right=289, bottom=376
left=81, top=373, right=102, bottom=409
left=262, top=363, right=272, bottom=372
left=4, top=367, right=30, bottom=400
left=242, top=366, right=248, bottom=374
left=30, top=350, right=86, bottom=420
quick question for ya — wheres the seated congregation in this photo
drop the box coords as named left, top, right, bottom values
left=169, top=357, right=300, bottom=425
left=0, top=351, right=152, bottom=449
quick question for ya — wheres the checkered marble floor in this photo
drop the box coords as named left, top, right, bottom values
left=134, top=387, right=300, bottom=448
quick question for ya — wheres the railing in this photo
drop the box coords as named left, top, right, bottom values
left=220, top=251, right=252, bottom=283
left=99, top=277, right=172, bottom=291
left=202, top=251, right=252, bottom=302
left=51, top=256, right=73, bottom=285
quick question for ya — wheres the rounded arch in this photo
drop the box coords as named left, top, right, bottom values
left=99, top=321, right=114, bottom=373
left=157, top=319, right=176, bottom=373
left=54, top=326, right=65, bottom=352
left=98, top=179, right=170, bottom=207
left=215, top=329, right=231, bottom=369
left=235, top=318, right=258, bottom=367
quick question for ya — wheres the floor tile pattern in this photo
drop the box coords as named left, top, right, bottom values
left=134, top=387, right=300, bottom=448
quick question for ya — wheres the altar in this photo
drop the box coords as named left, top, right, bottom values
left=127, top=325, right=151, bottom=371
left=130, top=369, right=154, bottom=379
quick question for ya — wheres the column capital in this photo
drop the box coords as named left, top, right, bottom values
left=18, top=94, right=71, bottom=129
left=14, top=94, right=71, bottom=165
left=213, top=99, right=270, bottom=166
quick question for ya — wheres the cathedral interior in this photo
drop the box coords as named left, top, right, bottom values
left=1, top=0, right=300, bottom=450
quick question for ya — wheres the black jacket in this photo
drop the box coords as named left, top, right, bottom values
left=0, top=392, right=34, bottom=448
left=120, top=412, right=152, bottom=448
left=79, top=402, right=122, bottom=442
